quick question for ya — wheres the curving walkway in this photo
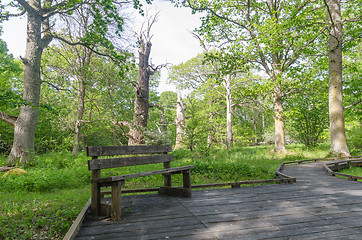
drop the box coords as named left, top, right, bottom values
left=75, top=161, right=362, bottom=240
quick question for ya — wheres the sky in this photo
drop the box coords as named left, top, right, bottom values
left=1, top=0, right=203, bottom=93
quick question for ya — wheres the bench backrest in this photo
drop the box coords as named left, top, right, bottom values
left=87, top=145, right=174, bottom=170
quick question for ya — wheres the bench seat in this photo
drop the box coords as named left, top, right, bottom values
left=95, top=165, right=195, bottom=183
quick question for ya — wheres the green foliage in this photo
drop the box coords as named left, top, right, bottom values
left=286, top=90, right=329, bottom=147
left=0, top=37, right=23, bottom=111
left=39, top=44, right=136, bottom=151
left=344, top=42, right=362, bottom=123
left=144, top=129, right=172, bottom=145
left=346, top=123, right=362, bottom=156
left=182, top=94, right=211, bottom=151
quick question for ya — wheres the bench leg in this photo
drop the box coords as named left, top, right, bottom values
left=163, top=162, right=172, bottom=187
left=111, top=181, right=122, bottom=221
left=91, top=182, right=101, bottom=215
left=91, top=170, right=101, bottom=215
left=182, top=169, right=192, bottom=197
left=159, top=170, right=192, bottom=197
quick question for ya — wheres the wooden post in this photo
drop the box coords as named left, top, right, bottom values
left=91, top=169, right=101, bottom=215
left=163, top=161, right=172, bottom=187
left=182, top=169, right=192, bottom=197
left=111, top=181, right=122, bottom=221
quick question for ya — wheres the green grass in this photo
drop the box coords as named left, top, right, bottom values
left=339, top=167, right=362, bottom=177
left=0, top=188, right=90, bottom=240
left=0, top=144, right=330, bottom=239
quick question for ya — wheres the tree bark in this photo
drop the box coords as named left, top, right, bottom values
left=160, top=108, right=167, bottom=132
left=207, top=99, right=215, bottom=146
left=128, top=39, right=151, bottom=145
left=8, top=1, right=51, bottom=164
left=224, top=75, right=233, bottom=149
left=72, top=75, right=86, bottom=156
left=175, top=89, right=186, bottom=149
left=273, top=82, right=286, bottom=153
left=252, top=109, right=258, bottom=145
left=326, top=0, right=350, bottom=157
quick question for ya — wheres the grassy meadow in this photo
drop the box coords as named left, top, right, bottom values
left=1, top=143, right=360, bottom=239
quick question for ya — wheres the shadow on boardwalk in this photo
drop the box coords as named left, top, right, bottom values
left=75, top=161, right=362, bottom=240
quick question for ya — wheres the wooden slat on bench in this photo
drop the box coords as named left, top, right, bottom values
left=87, top=145, right=172, bottom=157
left=88, top=154, right=175, bottom=170
left=96, top=165, right=195, bottom=183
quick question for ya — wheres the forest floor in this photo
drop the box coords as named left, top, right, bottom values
left=0, top=144, right=361, bottom=239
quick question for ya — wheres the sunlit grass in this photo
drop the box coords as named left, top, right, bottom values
left=340, top=167, right=362, bottom=177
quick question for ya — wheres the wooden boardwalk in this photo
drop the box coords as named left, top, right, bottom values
left=75, top=161, right=362, bottom=239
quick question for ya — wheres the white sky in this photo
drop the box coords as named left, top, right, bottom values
left=1, top=0, right=203, bottom=93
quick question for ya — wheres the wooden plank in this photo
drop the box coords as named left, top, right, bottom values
left=159, top=186, right=192, bottom=197
left=101, top=187, right=160, bottom=195
left=350, top=160, right=362, bottom=167
left=88, top=154, right=175, bottom=170
left=86, top=145, right=172, bottom=157
left=96, top=165, right=195, bottom=183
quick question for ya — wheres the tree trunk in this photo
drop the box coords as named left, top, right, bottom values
left=8, top=6, right=45, bottom=164
left=128, top=40, right=151, bottom=145
left=175, top=89, right=186, bottom=149
left=72, top=76, right=86, bottom=156
left=207, top=99, right=215, bottom=146
left=252, top=109, right=258, bottom=145
left=160, top=108, right=167, bottom=132
left=326, top=0, right=350, bottom=157
left=273, top=83, right=286, bottom=153
left=224, top=75, right=233, bottom=149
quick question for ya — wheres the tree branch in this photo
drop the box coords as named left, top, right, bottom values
left=15, top=0, right=34, bottom=14
left=0, top=110, right=17, bottom=127
left=345, top=100, right=362, bottom=109
left=0, top=9, right=26, bottom=20
left=284, top=26, right=328, bottom=70
left=52, top=34, right=126, bottom=64
left=41, top=81, right=72, bottom=93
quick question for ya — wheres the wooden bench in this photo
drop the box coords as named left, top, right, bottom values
left=87, top=145, right=194, bottom=220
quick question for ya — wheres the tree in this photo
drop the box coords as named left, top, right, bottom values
left=179, top=0, right=326, bottom=152
left=323, top=0, right=360, bottom=156
left=175, top=89, right=185, bottom=149
left=1, top=0, right=140, bottom=164
left=129, top=13, right=160, bottom=145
